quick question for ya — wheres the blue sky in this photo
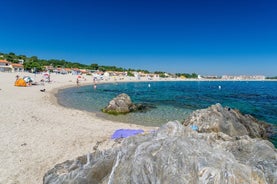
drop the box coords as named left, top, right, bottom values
left=0, top=0, right=276, bottom=76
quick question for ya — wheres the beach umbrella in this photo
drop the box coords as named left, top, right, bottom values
left=23, top=76, right=34, bottom=83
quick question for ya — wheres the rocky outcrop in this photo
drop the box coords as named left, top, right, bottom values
left=102, top=93, right=152, bottom=114
left=183, top=103, right=271, bottom=138
left=44, top=120, right=277, bottom=183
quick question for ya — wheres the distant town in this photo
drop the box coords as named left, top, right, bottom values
left=0, top=52, right=276, bottom=80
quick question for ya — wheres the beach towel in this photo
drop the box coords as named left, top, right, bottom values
left=190, top=125, right=199, bottom=131
left=111, top=129, right=144, bottom=139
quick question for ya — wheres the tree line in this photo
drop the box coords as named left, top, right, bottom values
left=0, top=52, right=198, bottom=78
left=266, top=76, right=277, bottom=79
left=0, top=52, right=150, bottom=73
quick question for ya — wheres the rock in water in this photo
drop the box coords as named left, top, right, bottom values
left=102, top=93, right=152, bottom=114
left=102, top=93, right=135, bottom=114
left=183, top=103, right=271, bottom=138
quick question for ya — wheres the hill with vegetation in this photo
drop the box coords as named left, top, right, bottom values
left=0, top=51, right=198, bottom=78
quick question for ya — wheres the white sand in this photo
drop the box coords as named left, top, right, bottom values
left=0, top=72, right=158, bottom=184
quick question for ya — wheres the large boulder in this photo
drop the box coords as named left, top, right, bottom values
left=102, top=93, right=132, bottom=114
left=102, top=93, right=152, bottom=114
left=44, top=120, right=277, bottom=184
left=183, top=103, right=272, bottom=138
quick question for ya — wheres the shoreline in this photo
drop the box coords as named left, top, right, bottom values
left=0, top=72, right=158, bottom=184
left=55, top=78, right=277, bottom=128
left=1, top=72, right=276, bottom=184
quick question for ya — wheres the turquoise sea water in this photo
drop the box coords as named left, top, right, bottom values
left=57, top=81, right=277, bottom=146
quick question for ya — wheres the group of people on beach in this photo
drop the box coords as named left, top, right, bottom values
left=14, top=73, right=97, bottom=89
left=76, top=76, right=97, bottom=89
left=15, top=75, right=32, bottom=86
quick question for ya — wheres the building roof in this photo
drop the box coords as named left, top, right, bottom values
left=11, top=63, right=24, bottom=68
left=0, top=60, right=9, bottom=63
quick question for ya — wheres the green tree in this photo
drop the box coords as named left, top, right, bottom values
left=5, top=52, right=17, bottom=62
left=90, top=63, right=99, bottom=70
left=191, top=73, right=198, bottom=78
left=24, top=61, right=43, bottom=72
left=30, top=56, right=39, bottom=62
left=98, top=66, right=106, bottom=72
left=127, top=71, right=134, bottom=76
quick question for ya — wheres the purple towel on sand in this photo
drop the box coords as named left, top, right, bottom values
left=111, top=129, right=144, bottom=139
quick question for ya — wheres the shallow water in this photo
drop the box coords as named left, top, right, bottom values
left=57, top=81, right=277, bottom=146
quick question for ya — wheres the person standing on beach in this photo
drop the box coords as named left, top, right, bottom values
left=76, top=78, right=80, bottom=87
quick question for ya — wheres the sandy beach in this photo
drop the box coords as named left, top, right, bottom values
left=1, top=72, right=275, bottom=184
left=0, top=72, right=158, bottom=184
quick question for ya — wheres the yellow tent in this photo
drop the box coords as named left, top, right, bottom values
left=15, top=78, right=27, bottom=87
